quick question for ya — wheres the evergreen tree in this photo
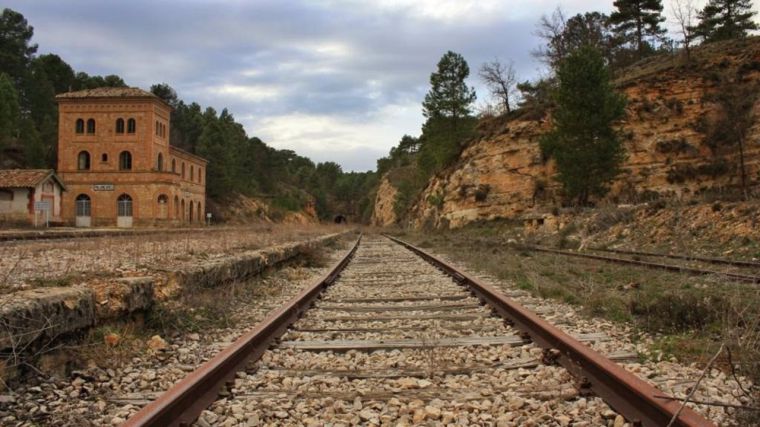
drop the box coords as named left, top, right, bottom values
left=0, top=73, right=20, bottom=152
left=540, top=47, right=627, bottom=205
left=691, top=0, right=758, bottom=42
left=0, top=8, right=37, bottom=85
left=609, top=0, right=667, bottom=59
left=419, top=51, right=477, bottom=174
left=422, top=51, right=476, bottom=123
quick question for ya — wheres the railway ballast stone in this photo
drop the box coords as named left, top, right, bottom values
left=0, top=286, right=95, bottom=351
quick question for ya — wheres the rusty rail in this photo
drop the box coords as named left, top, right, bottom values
left=123, top=234, right=361, bottom=427
left=522, top=245, right=760, bottom=284
left=589, top=247, right=760, bottom=269
left=387, top=235, right=714, bottom=427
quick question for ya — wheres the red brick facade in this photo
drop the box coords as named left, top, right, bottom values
left=56, top=88, right=207, bottom=227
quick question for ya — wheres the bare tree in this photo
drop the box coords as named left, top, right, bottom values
left=479, top=59, right=518, bottom=114
left=670, top=0, right=697, bottom=58
left=532, top=6, right=568, bottom=68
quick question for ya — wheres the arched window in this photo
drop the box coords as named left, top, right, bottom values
left=157, top=153, right=164, bottom=171
left=75, top=119, right=85, bottom=134
left=127, top=118, right=136, bottom=134
left=199, top=167, right=203, bottom=183
left=171, top=159, right=176, bottom=173
left=181, top=199, right=185, bottom=221
left=189, top=201, right=194, bottom=222
left=157, top=194, right=168, bottom=219
left=190, top=166, right=194, bottom=181
left=86, top=118, right=96, bottom=134
left=174, top=195, right=179, bottom=218
left=115, top=118, right=125, bottom=134
left=197, top=202, right=202, bottom=223
left=181, top=162, right=185, bottom=178
left=101, top=153, right=108, bottom=162
left=75, top=194, right=91, bottom=217
left=155, top=120, right=160, bottom=136
left=119, top=151, right=132, bottom=170
left=77, top=151, right=91, bottom=170
left=117, top=194, right=133, bottom=217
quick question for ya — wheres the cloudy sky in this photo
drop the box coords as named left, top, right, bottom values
left=7, top=0, right=745, bottom=171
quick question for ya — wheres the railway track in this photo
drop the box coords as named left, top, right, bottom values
left=522, top=245, right=760, bottom=284
left=124, top=234, right=713, bottom=426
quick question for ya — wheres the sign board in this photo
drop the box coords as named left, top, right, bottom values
left=34, top=200, right=51, bottom=211
left=93, top=184, right=114, bottom=191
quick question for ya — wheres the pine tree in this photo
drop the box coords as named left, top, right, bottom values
left=540, top=47, right=627, bottom=205
left=691, top=0, right=758, bottom=42
left=609, top=0, right=667, bottom=59
left=422, top=51, right=476, bottom=123
left=419, top=51, right=477, bottom=174
left=0, top=73, right=20, bottom=144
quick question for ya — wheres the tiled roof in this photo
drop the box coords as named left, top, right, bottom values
left=0, top=169, right=64, bottom=189
left=55, top=87, right=160, bottom=100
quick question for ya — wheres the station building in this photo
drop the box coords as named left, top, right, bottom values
left=56, top=87, right=207, bottom=227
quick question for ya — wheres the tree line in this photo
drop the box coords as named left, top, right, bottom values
left=377, top=0, right=758, bottom=217
left=0, top=8, right=376, bottom=221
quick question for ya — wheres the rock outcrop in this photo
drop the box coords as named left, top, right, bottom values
left=371, top=177, right=399, bottom=226
left=406, top=38, right=760, bottom=229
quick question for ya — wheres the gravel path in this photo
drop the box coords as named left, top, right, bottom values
left=197, top=236, right=623, bottom=426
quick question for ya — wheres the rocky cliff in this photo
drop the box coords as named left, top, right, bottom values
left=387, top=38, right=760, bottom=229
left=371, top=176, right=399, bottom=226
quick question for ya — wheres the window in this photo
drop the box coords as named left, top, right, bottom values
left=199, top=167, right=203, bottom=183
left=171, top=159, right=176, bottom=173
left=174, top=195, right=179, bottom=218
left=75, top=194, right=91, bottom=217
left=0, top=190, right=12, bottom=213
left=115, top=118, right=125, bottom=134
left=157, top=153, right=164, bottom=171
left=101, top=153, right=108, bottom=162
left=86, top=118, right=96, bottom=134
left=127, top=118, right=136, bottom=133
left=157, top=194, right=168, bottom=219
left=181, top=162, right=185, bottom=178
left=77, top=151, right=91, bottom=170
left=190, top=166, right=194, bottom=181
left=75, top=119, right=85, bottom=134
left=155, top=120, right=160, bottom=136
left=119, top=151, right=132, bottom=170
left=181, top=199, right=185, bottom=221
left=197, top=202, right=202, bottom=222
left=117, top=194, right=133, bottom=217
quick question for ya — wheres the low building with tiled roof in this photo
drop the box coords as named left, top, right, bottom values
left=55, top=87, right=207, bottom=227
left=0, top=169, right=66, bottom=226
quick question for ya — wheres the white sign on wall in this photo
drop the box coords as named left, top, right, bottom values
left=93, top=184, right=114, bottom=191
left=34, top=200, right=51, bottom=211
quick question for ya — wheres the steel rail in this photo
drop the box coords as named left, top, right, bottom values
left=123, top=234, right=362, bottom=427
left=589, top=247, right=760, bottom=269
left=522, top=245, right=760, bottom=284
left=387, top=235, right=714, bottom=427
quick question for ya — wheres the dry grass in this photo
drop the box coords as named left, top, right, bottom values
left=401, top=226, right=760, bottom=402
left=0, top=224, right=342, bottom=293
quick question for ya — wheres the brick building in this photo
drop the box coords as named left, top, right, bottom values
left=56, top=87, right=207, bottom=227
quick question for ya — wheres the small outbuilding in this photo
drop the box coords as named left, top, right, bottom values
left=0, top=169, right=66, bottom=226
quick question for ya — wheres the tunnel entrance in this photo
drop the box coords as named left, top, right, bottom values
left=334, top=214, right=347, bottom=224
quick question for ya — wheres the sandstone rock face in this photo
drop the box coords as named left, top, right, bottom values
left=408, top=39, right=760, bottom=229
left=371, top=177, right=399, bottom=226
